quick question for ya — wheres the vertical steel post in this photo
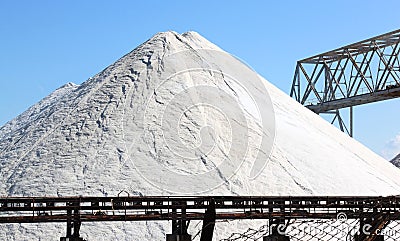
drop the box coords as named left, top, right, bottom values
left=200, top=199, right=216, bottom=241
left=350, top=106, right=353, bottom=137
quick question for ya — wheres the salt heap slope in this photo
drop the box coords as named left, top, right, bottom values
left=1, top=31, right=400, bottom=240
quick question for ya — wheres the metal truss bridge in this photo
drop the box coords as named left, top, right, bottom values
left=290, top=29, right=400, bottom=136
left=1, top=195, right=400, bottom=241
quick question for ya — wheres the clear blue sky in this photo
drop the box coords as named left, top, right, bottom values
left=1, top=0, right=399, bottom=159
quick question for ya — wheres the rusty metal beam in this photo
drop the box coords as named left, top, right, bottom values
left=0, top=195, right=399, bottom=241
left=0, top=195, right=399, bottom=223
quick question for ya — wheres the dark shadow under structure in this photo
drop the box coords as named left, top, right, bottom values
left=290, top=29, right=400, bottom=137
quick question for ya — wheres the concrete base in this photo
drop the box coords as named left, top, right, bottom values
left=166, top=234, right=192, bottom=241
left=263, top=235, right=290, bottom=241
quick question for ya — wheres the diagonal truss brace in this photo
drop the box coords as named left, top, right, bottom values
left=290, top=29, right=400, bottom=137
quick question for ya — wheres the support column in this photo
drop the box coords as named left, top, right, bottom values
left=73, top=203, right=81, bottom=239
left=350, top=106, right=353, bottom=137
left=60, top=201, right=86, bottom=241
left=167, top=208, right=191, bottom=241
left=166, top=234, right=192, bottom=241
left=200, top=199, right=216, bottom=241
left=264, top=218, right=290, bottom=241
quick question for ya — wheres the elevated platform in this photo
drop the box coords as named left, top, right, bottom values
left=1, top=195, right=399, bottom=241
left=307, top=86, right=400, bottom=113
left=0, top=195, right=400, bottom=223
